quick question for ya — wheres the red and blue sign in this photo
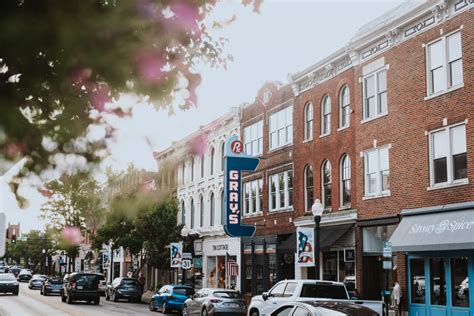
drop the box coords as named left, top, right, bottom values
left=224, top=135, right=259, bottom=238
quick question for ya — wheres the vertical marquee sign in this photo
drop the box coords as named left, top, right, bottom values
left=224, top=135, right=259, bottom=238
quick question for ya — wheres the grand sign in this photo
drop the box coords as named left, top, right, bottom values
left=224, top=135, right=259, bottom=238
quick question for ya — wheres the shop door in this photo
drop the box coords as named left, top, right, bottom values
left=408, top=255, right=473, bottom=316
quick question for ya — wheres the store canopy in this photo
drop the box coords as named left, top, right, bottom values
left=389, top=209, right=474, bottom=252
left=320, top=224, right=354, bottom=250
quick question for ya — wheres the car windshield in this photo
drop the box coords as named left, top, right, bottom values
left=300, top=283, right=348, bottom=299
left=213, top=291, right=242, bottom=298
left=32, top=275, right=46, bottom=279
left=123, top=280, right=138, bottom=287
left=174, top=287, right=193, bottom=296
left=0, top=274, right=16, bottom=281
left=48, top=279, right=63, bottom=284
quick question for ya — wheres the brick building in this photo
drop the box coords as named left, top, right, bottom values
left=6, top=222, right=20, bottom=241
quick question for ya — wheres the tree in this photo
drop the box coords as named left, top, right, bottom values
left=3, top=230, right=53, bottom=270
left=0, top=0, right=260, bottom=180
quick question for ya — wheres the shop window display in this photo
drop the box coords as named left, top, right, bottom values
left=451, top=257, right=469, bottom=308
left=410, top=258, right=425, bottom=304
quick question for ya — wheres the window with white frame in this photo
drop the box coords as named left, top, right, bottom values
left=181, top=162, right=185, bottom=184
left=210, top=192, right=215, bottom=226
left=340, top=155, right=351, bottom=207
left=427, top=31, right=463, bottom=96
left=269, top=170, right=293, bottom=211
left=322, top=160, right=332, bottom=209
left=210, top=147, right=215, bottom=175
left=200, top=154, right=205, bottom=178
left=304, top=103, right=313, bottom=140
left=321, top=96, right=331, bottom=135
left=190, top=198, right=195, bottom=229
left=244, top=121, right=263, bottom=156
left=180, top=200, right=185, bottom=225
left=221, top=142, right=225, bottom=172
left=199, top=195, right=204, bottom=227
left=191, top=157, right=195, bottom=182
left=339, top=86, right=350, bottom=128
left=429, top=123, right=467, bottom=186
left=269, top=106, right=293, bottom=150
left=243, top=179, right=263, bottom=215
left=364, top=146, right=390, bottom=196
left=304, top=165, right=314, bottom=212
left=220, top=190, right=225, bottom=225
left=363, top=69, right=387, bottom=120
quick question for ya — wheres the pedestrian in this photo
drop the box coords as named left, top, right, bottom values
left=138, top=272, right=146, bottom=292
left=393, top=281, right=402, bottom=316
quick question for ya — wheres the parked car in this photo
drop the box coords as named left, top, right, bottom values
left=96, top=273, right=107, bottom=296
left=0, top=273, right=19, bottom=295
left=28, top=274, right=48, bottom=289
left=0, top=265, right=6, bottom=273
left=17, top=269, right=33, bottom=282
left=183, top=288, right=246, bottom=316
left=270, top=301, right=378, bottom=316
left=248, top=280, right=383, bottom=316
left=61, top=272, right=100, bottom=305
left=105, top=277, right=142, bottom=303
left=41, top=277, right=64, bottom=296
left=149, top=284, right=195, bottom=313
left=11, top=266, right=23, bottom=277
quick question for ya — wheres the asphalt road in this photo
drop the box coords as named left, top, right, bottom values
left=0, top=282, right=170, bottom=316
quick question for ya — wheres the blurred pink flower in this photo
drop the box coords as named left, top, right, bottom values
left=169, top=2, right=200, bottom=34
left=189, top=133, right=207, bottom=156
left=70, top=67, right=92, bottom=86
left=90, top=83, right=111, bottom=112
left=61, top=226, right=84, bottom=246
left=135, top=50, right=166, bottom=83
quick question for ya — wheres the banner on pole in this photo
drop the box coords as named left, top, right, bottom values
left=296, top=227, right=315, bottom=267
left=170, top=242, right=183, bottom=268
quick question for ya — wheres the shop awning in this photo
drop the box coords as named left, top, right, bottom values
left=320, top=224, right=354, bottom=250
left=389, top=209, right=474, bottom=252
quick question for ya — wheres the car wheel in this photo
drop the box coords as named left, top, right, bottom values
left=61, top=293, right=66, bottom=302
left=112, top=292, right=118, bottom=302
left=149, top=300, right=156, bottom=311
left=67, top=293, right=73, bottom=304
left=13, top=291, right=18, bottom=296
left=162, top=301, right=170, bottom=314
left=249, top=309, right=259, bottom=316
left=105, top=291, right=110, bottom=301
left=94, top=298, right=100, bottom=305
left=182, top=305, right=189, bottom=316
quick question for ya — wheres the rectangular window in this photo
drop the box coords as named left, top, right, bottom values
left=364, top=146, right=390, bottom=196
left=269, top=170, right=293, bottom=212
left=244, top=121, right=263, bottom=156
left=269, top=106, right=293, bottom=150
left=410, top=258, right=426, bottom=304
left=429, top=123, right=467, bottom=186
left=243, top=179, right=262, bottom=216
left=427, top=31, right=463, bottom=96
left=363, top=69, right=387, bottom=120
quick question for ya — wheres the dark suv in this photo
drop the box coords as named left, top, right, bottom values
left=61, top=272, right=100, bottom=305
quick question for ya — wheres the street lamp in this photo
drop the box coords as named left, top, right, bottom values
left=311, top=199, right=324, bottom=280
left=42, top=249, right=46, bottom=275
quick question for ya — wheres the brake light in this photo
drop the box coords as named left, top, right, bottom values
left=210, top=299, right=222, bottom=304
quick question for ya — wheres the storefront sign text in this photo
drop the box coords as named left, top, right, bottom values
left=409, top=219, right=474, bottom=235
left=212, top=244, right=229, bottom=251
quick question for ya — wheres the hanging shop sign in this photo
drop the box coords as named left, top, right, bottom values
left=344, top=248, right=355, bottom=262
left=170, top=242, right=183, bottom=268
left=296, top=227, right=315, bottom=267
left=223, top=135, right=260, bottom=238
left=182, top=252, right=192, bottom=270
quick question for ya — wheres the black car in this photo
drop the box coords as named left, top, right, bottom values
left=106, top=277, right=142, bottom=303
left=61, top=272, right=100, bottom=305
left=28, top=274, right=47, bottom=289
left=11, top=266, right=23, bottom=277
left=41, top=278, right=64, bottom=296
left=0, top=273, right=19, bottom=295
left=17, top=269, right=32, bottom=282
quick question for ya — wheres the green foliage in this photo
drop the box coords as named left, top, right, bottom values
left=4, top=230, right=53, bottom=265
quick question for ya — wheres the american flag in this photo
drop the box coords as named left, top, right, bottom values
left=226, top=252, right=238, bottom=277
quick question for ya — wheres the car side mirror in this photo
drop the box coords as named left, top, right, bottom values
left=262, top=292, right=269, bottom=301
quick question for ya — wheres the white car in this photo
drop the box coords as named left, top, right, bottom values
left=248, top=280, right=383, bottom=316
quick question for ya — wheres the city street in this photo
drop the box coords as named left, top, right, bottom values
left=0, top=282, right=159, bottom=316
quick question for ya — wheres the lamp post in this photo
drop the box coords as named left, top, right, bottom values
left=42, top=249, right=46, bottom=275
left=311, top=199, right=324, bottom=280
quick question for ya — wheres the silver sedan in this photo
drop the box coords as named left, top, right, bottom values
left=183, top=288, right=246, bottom=316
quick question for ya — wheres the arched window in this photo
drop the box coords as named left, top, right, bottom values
left=340, top=155, right=351, bottom=208
left=321, top=95, right=331, bottom=135
left=200, top=154, right=205, bottom=178
left=190, top=198, right=195, bottom=229
left=210, top=192, right=215, bottom=226
left=322, top=160, right=332, bottom=209
left=180, top=200, right=186, bottom=225
left=221, top=142, right=225, bottom=172
left=220, top=190, right=225, bottom=225
left=210, top=147, right=215, bottom=176
left=181, top=162, right=185, bottom=184
left=304, top=165, right=314, bottom=212
left=190, top=157, right=195, bottom=182
left=199, top=195, right=204, bottom=227
left=304, top=102, right=313, bottom=141
left=339, top=86, right=350, bottom=128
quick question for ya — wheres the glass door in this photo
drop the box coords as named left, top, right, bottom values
left=428, top=258, right=447, bottom=316
left=450, top=257, right=470, bottom=316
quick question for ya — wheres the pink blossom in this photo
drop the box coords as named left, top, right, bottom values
left=135, top=50, right=166, bottom=83
left=189, top=133, right=207, bottom=156
left=169, top=2, right=201, bottom=34
left=90, top=83, right=111, bottom=112
left=61, top=226, right=84, bottom=246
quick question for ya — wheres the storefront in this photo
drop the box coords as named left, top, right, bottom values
left=389, top=203, right=474, bottom=316
left=202, top=237, right=241, bottom=290
left=294, top=211, right=357, bottom=287
left=241, top=234, right=295, bottom=296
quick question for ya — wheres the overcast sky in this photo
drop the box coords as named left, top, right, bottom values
left=2, top=0, right=405, bottom=233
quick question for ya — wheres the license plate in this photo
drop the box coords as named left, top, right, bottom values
left=77, top=286, right=83, bottom=289
left=226, top=303, right=239, bottom=307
